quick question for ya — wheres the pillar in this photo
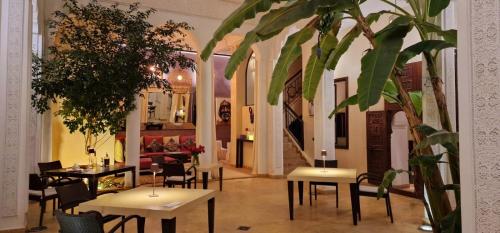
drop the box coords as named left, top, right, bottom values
left=0, top=0, right=34, bottom=230
left=125, top=95, right=141, bottom=187
left=313, top=71, right=336, bottom=160
left=458, top=0, right=500, bottom=232
left=196, top=54, right=216, bottom=167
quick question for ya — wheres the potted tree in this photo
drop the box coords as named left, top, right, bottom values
left=32, top=0, right=195, bottom=165
left=201, top=0, right=459, bottom=232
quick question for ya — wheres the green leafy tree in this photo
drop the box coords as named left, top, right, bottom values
left=32, top=0, right=195, bottom=151
left=202, top=0, right=459, bottom=232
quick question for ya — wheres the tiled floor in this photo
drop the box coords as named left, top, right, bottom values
left=27, top=177, right=424, bottom=233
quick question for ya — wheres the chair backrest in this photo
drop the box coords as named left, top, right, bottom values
left=29, top=173, right=47, bottom=191
left=55, top=181, right=92, bottom=211
left=356, top=173, right=387, bottom=186
left=56, top=211, right=104, bottom=233
left=314, top=159, right=338, bottom=168
left=162, top=162, right=186, bottom=177
left=38, top=161, right=63, bottom=173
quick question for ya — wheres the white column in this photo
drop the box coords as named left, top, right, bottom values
left=458, top=0, right=500, bottom=232
left=313, top=70, right=336, bottom=160
left=125, top=95, right=141, bottom=187
left=0, top=0, right=33, bottom=230
left=253, top=44, right=269, bottom=174
left=196, top=56, right=216, bottom=167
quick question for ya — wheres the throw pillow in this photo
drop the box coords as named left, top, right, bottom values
left=183, top=138, right=196, bottom=150
left=164, top=138, right=180, bottom=152
left=146, top=139, right=164, bottom=152
left=163, top=136, right=179, bottom=145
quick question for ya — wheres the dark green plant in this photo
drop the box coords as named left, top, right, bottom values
left=201, top=0, right=459, bottom=232
left=32, top=0, right=195, bottom=150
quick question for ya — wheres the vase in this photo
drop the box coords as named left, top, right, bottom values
left=192, top=154, right=200, bottom=166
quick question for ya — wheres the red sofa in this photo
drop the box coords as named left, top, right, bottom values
left=116, top=134, right=195, bottom=171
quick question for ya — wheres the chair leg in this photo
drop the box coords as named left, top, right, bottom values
left=314, top=185, right=317, bottom=200
left=187, top=181, right=191, bottom=189
left=309, top=183, right=312, bottom=206
left=387, top=194, right=394, bottom=223
left=357, top=196, right=362, bottom=221
left=385, top=197, right=390, bottom=216
left=137, top=217, right=145, bottom=233
left=182, top=183, right=185, bottom=189
left=335, top=185, right=339, bottom=208
left=39, top=200, right=46, bottom=227
left=121, top=216, right=125, bottom=233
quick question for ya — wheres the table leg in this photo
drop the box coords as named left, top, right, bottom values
left=208, top=198, right=215, bottom=233
left=298, top=181, right=304, bottom=206
left=219, top=167, right=223, bottom=191
left=236, top=140, right=243, bottom=168
left=132, top=168, right=136, bottom=188
left=88, top=177, right=98, bottom=199
left=161, top=218, right=176, bottom=233
left=288, top=181, right=294, bottom=220
left=202, top=172, right=209, bottom=189
left=349, top=183, right=358, bottom=225
left=137, top=217, right=145, bottom=233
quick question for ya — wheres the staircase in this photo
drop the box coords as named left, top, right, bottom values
left=283, top=131, right=310, bottom=175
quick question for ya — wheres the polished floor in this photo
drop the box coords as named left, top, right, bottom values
left=27, top=177, right=424, bottom=233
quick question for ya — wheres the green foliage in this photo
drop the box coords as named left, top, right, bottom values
left=441, top=207, right=461, bottom=233
left=201, top=0, right=285, bottom=61
left=303, top=32, right=339, bottom=101
left=357, top=17, right=413, bottom=111
left=267, top=25, right=315, bottom=104
left=409, top=91, right=422, bottom=116
left=409, top=153, right=445, bottom=177
left=414, top=130, right=459, bottom=152
left=396, top=40, right=454, bottom=70
left=32, top=0, right=194, bottom=137
left=328, top=94, right=358, bottom=118
left=419, top=22, right=457, bottom=45
left=429, top=0, right=451, bottom=17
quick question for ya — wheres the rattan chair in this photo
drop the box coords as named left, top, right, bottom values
left=356, top=173, right=394, bottom=223
left=56, top=210, right=145, bottom=233
left=162, top=160, right=197, bottom=188
left=38, top=161, right=80, bottom=187
left=309, top=160, right=339, bottom=207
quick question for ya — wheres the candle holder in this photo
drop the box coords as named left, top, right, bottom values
left=321, top=150, right=327, bottom=173
left=149, top=163, right=160, bottom=197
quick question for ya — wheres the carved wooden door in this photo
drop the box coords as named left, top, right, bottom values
left=366, top=111, right=390, bottom=184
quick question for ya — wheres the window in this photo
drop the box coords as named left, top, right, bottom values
left=334, top=77, right=349, bottom=149
left=245, top=53, right=256, bottom=106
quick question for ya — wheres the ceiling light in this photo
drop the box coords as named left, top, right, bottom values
left=177, top=75, right=183, bottom=81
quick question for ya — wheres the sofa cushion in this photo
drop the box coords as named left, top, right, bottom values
left=144, top=135, right=164, bottom=146
left=164, top=138, right=180, bottom=152
left=145, top=140, right=163, bottom=152
left=163, top=136, right=179, bottom=145
left=179, top=135, right=196, bottom=150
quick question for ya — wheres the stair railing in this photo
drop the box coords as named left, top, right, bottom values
left=284, top=103, right=304, bottom=150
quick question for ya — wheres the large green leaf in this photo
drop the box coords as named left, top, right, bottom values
left=201, top=0, right=284, bottom=60
left=409, top=153, right=445, bottom=177
left=415, top=124, right=438, bottom=136
left=267, top=26, right=315, bottom=105
left=441, top=206, right=461, bottom=233
left=328, top=94, right=358, bottom=118
left=357, top=17, right=412, bottom=111
left=303, top=33, right=339, bottom=101
left=396, top=40, right=454, bottom=69
left=420, top=22, right=457, bottom=45
left=409, top=91, right=422, bottom=116
left=325, top=11, right=383, bottom=70
left=414, top=130, right=459, bottom=151
left=225, top=0, right=350, bottom=79
left=382, top=79, right=400, bottom=104
left=429, top=0, right=451, bottom=17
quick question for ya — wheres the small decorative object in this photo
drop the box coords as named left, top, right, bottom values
left=103, top=153, right=110, bottom=167
left=217, top=99, right=231, bottom=122
left=149, top=163, right=161, bottom=197
left=87, top=147, right=96, bottom=169
left=321, top=150, right=327, bottom=173
left=187, top=145, right=205, bottom=166
left=249, top=106, right=254, bottom=124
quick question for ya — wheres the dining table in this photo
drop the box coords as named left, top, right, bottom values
left=43, top=164, right=136, bottom=199
left=287, top=167, right=359, bottom=225
left=78, top=187, right=216, bottom=233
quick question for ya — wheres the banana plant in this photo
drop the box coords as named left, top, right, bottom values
left=202, top=0, right=458, bottom=231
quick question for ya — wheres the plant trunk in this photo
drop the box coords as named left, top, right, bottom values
left=354, top=11, right=452, bottom=232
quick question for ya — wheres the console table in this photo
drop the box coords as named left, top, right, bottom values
left=236, top=138, right=253, bottom=168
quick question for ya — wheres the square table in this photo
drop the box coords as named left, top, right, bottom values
left=43, top=164, right=136, bottom=198
left=287, top=167, right=359, bottom=225
left=79, top=187, right=216, bottom=233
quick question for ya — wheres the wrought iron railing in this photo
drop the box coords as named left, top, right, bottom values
left=284, top=71, right=302, bottom=106
left=284, top=103, right=304, bottom=150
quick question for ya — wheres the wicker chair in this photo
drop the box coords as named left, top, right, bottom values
left=162, top=160, right=197, bottom=189
left=28, top=173, right=58, bottom=231
left=356, top=173, right=394, bottom=223
left=309, top=160, right=339, bottom=207
left=55, top=181, right=127, bottom=232
left=38, top=161, right=81, bottom=187
left=56, top=210, right=145, bottom=233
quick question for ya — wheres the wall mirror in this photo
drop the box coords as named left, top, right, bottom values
left=334, top=77, right=349, bottom=149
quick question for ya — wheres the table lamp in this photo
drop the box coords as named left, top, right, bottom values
left=321, top=150, right=327, bottom=173
left=150, top=163, right=161, bottom=197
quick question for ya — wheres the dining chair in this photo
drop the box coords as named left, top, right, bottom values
left=38, top=161, right=80, bottom=186
left=309, top=160, right=339, bottom=207
left=28, top=173, right=58, bottom=231
left=162, top=160, right=197, bottom=189
left=56, top=210, right=145, bottom=233
left=356, top=173, right=394, bottom=223
left=55, top=181, right=127, bottom=232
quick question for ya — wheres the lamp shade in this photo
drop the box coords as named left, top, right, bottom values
left=150, top=163, right=161, bottom=173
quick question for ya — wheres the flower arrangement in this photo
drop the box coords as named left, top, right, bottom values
left=187, top=145, right=205, bottom=166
